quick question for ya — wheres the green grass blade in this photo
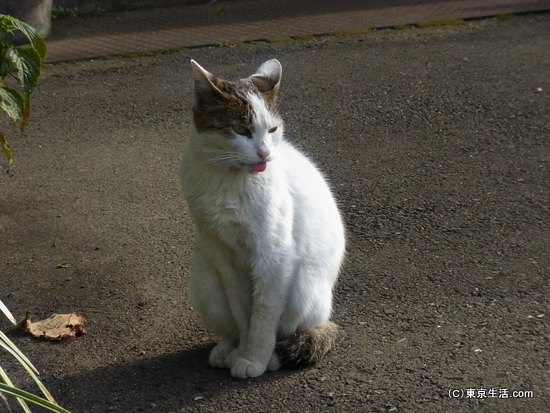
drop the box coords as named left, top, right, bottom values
left=0, top=299, right=16, bottom=325
left=0, top=332, right=58, bottom=404
left=0, top=383, right=72, bottom=413
left=0, top=331, right=39, bottom=375
left=0, top=366, right=32, bottom=413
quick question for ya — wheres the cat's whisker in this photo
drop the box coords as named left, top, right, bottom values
left=201, top=148, right=244, bottom=166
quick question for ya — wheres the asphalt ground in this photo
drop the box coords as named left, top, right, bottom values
left=1, top=10, right=549, bottom=413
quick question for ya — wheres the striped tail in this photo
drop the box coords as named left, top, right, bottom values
left=276, top=321, right=340, bottom=367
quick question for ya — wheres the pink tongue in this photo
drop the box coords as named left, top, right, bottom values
left=251, top=162, right=267, bottom=173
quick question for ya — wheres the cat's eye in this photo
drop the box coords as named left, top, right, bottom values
left=268, top=126, right=278, bottom=133
left=232, top=124, right=250, bottom=136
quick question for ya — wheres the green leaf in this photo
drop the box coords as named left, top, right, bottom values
left=56, top=262, right=71, bottom=269
left=0, top=14, right=47, bottom=174
left=33, top=34, right=48, bottom=61
left=0, top=46, right=17, bottom=77
left=0, top=132, right=13, bottom=173
left=0, top=86, right=23, bottom=124
left=0, top=15, right=37, bottom=46
left=7, top=47, right=43, bottom=94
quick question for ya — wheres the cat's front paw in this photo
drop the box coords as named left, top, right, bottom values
left=225, top=349, right=267, bottom=378
left=209, top=339, right=235, bottom=369
left=231, top=357, right=267, bottom=379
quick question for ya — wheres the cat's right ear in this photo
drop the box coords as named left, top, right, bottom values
left=191, top=60, right=224, bottom=104
left=191, top=60, right=212, bottom=85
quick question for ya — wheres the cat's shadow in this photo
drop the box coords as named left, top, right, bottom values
left=51, top=343, right=306, bottom=412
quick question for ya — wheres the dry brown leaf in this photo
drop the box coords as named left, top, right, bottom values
left=19, top=311, right=87, bottom=342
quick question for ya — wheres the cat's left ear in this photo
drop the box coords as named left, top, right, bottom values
left=251, top=59, right=282, bottom=94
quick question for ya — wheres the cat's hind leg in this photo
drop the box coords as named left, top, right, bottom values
left=268, top=351, right=281, bottom=371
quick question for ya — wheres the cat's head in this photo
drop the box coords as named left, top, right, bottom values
left=190, top=59, right=284, bottom=173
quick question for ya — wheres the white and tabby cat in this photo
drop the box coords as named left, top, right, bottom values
left=180, top=59, right=346, bottom=378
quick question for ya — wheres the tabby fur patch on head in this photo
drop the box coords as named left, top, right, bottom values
left=190, top=60, right=284, bottom=173
left=191, top=60, right=281, bottom=136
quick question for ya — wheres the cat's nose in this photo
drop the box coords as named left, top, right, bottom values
left=257, top=149, right=271, bottom=160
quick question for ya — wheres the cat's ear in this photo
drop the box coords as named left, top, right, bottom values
left=251, top=59, right=282, bottom=94
left=191, top=60, right=225, bottom=103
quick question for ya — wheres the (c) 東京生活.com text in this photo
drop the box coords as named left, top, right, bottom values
left=448, top=388, right=534, bottom=399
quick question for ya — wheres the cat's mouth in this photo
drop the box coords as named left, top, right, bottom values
left=250, top=161, right=268, bottom=173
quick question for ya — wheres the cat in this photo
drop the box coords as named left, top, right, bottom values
left=180, top=59, right=346, bottom=378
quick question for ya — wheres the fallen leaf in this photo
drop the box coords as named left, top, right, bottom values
left=19, top=311, right=87, bottom=342
left=56, top=262, right=71, bottom=269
